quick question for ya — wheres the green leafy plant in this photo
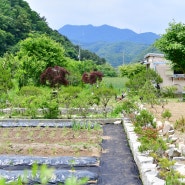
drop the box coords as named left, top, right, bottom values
left=135, top=127, right=158, bottom=139
left=72, top=121, right=82, bottom=131
left=112, top=99, right=137, bottom=120
left=161, top=109, right=172, bottom=120
left=135, top=109, right=156, bottom=128
left=24, top=96, right=40, bottom=119
left=93, top=85, right=117, bottom=118
left=161, top=86, right=177, bottom=98
left=139, top=80, right=159, bottom=108
left=158, top=157, right=183, bottom=182
left=19, top=86, right=44, bottom=96
left=39, top=164, right=54, bottom=185
left=42, top=99, right=59, bottom=119
left=174, top=116, right=185, bottom=132
left=138, top=136, right=167, bottom=155
left=0, top=163, right=54, bottom=185
left=69, top=159, right=76, bottom=172
left=64, top=176, right=89, bottom=185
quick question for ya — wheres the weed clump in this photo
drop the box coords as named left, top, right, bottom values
left=174, top=116, right=185, bottom=132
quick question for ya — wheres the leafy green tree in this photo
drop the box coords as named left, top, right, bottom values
left=119, top=63, right=146, bottom=79
left=65, top=59, right=83, bottom=86
left=66, top=59, right=98, bottom=84
left=0, top=0, right=53, bottom=55
left=80, top=48, right=106, bottom=65
left=16, top=34, right=66, bottom=86
left=97, top=63, right=117, bottom=77
left=58, top=86, right=82, bottom=118
left=72, top=90, right=97, bottom=118
left=125, top=68, right=162, bottom=96
left=0, top=53, right=20, bottom=80
left=155, top=21, right=185, bottom=73
left=139, top=81, right=159, bottom=108
left=94, top=86, right=116, bottom=117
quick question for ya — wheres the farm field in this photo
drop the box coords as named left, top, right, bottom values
left=102, top=77, right=128, bottom=90
left=0, top=127, right=103, bottom=157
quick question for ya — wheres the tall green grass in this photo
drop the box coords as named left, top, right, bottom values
left=102, top=77, right=128, bottom=92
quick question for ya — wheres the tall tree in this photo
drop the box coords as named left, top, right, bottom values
left=155, top=21, right=185, bottom=73
left=119, top=63, right=146, bottom=79
left=125, top=68, right=162, bottom=96
left=16, top=33, right=66, bottom=86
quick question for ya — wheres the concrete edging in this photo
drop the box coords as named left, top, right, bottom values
left=122, top=117, right=165, bottom=185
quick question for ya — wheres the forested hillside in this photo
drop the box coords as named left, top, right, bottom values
left=59, top=24, right=161, bottom=67
left=0, top=0, right=105, bottom=64
left=83, top=41, right=160, bottom=66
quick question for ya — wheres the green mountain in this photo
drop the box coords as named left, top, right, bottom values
left=0, top=0, right=105, bottom=65
left=81, top=41, right=156, bottom=67
left=59, top=24, right=160, bottom=44
left=58, top=25, right=160, bottom=67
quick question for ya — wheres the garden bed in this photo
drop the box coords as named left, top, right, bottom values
left=0, top=126, right=103, bottom=157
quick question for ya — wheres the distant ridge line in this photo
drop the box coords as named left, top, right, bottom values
left=58, top=24, right=160, bottom=44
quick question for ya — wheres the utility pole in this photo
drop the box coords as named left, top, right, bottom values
left=123, top=51, right=124, bottom=65
left=78, top=45, right=81, bottom=61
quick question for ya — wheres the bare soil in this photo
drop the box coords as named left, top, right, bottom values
left=145, top=101, right=185, bottom=141
left=0, top=127, right=103, bottom=157
left=146, top=101, right=185, bottom=123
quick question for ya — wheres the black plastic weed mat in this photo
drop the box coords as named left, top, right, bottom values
left=0, top=169, right=98, bottom=184
left=0, top=155, right=99, bottom=169
left=0, top=120, right=73, bottom=127
left=0, top=156, right=99, bottom=184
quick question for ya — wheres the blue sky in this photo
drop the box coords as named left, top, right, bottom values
left=25, top=0, right=185, bottom=34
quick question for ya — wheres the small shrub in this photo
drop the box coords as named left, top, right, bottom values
left=111, top=99, right=137, bottom=117
left=158, top=157, right=184, bottom=184
left=161, top=86, right=177, bottom=98
left=138, top=137, right=167, bottom=155
left=174, top=116, right=185, bottom=132
left=138, top=127, right=158, bottom=139
left=42, top=99, right=59, bottom=119
left=135, top=109, right=156, bottom=128
left=25, top=96, right=40, bottom=119
left=161, top=109, right=172, bottom=120
left=19, top=86, right=43, bottom=96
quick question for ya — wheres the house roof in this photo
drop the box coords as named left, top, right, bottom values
left=144, top=53, right=164, bottom=59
